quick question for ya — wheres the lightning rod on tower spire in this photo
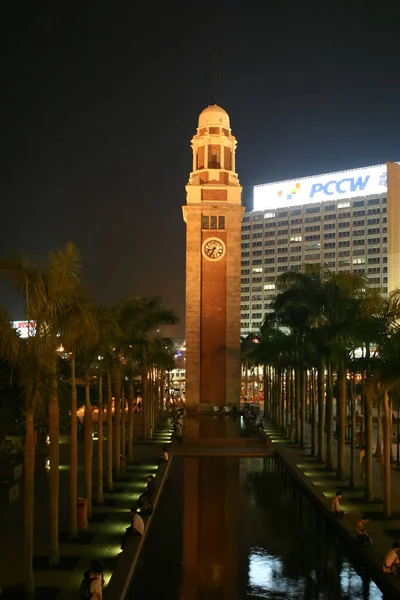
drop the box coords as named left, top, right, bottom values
left=212, top=41, right=218, bottom=105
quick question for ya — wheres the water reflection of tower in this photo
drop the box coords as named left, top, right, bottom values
left=181, top=421, right=239, bottom=598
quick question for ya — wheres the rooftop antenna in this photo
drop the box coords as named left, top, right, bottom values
left=212, top=40, right=218, bottom=105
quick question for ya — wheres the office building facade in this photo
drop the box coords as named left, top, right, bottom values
left=241, top=162, right=400, bottom=336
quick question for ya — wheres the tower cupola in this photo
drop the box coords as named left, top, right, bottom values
left=187, top=104, right=240, bottom=195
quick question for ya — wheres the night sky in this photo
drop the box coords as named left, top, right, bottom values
left=1, top=1, right=400, bottom=336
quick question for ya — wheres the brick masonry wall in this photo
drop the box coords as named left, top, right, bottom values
left=200, top=231, right=227, bottom=404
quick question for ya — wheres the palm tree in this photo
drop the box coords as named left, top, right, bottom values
left=368, top=295, right=400, bottom=515
left=147, top=336, right=175, bottom=429
left=354, top=287, right=388, bottom=501
left=1, top=244, right=82, bottom=565
left=241, top=334, right=257, bottom=404
left=61, top=295, right=99, bottom=538
left=76, top=308, right=119, bottom=516
left=106, top=354, right=113, bottom=491
left=97, top=369, right=104, bottom=504
left=323, top=271, right=366, bottom=479
left=0, top=312, right=41, bottom=598
left=124, top=359, right=138, bottom=463
left=273, top=270, right=324, bottom=449
left=116, top=297, right=178, bottom=440
left=112, top=355, right=123, bottom=477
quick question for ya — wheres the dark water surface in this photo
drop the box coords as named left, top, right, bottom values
left=128, top=451, right=383, bottom=600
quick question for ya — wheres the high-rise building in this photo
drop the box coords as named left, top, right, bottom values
left=241, top=162, right=400, bottom=336
left=183, top=105, right=244, bottom=407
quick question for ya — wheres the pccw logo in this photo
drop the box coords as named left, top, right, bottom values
left=310, top=176, right=369, bottom=199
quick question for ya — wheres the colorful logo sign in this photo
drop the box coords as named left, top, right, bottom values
left=253, top=164, right=390, bottom=211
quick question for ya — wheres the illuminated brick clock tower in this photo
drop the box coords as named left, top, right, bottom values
left=183, top=105, right=244, bottom=408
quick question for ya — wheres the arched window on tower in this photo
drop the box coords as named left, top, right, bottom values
left=208, top=145, right=220, bottom=169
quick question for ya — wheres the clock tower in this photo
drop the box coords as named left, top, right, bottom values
left=182, top=105, right=244, bottom=408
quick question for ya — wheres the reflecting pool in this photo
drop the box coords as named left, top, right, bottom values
left=128, top=454, right=383, bottom=599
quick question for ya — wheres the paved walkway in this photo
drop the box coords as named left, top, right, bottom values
left=262, top=418, right=400, bottom=598
left=0, top=417, right=173, bottom=599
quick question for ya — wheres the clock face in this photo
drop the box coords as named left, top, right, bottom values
left=202, top=237, right=226, bottom=261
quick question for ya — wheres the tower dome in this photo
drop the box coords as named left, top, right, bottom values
left=198, top=104, right=230, bottom=129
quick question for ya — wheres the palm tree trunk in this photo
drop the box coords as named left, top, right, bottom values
left=281, top=368, right=285, bottom=429
left=149, top=369, right=154, bottom=434
left=383, top=388, right=391, bottom=517
left=128, top=382, right=134, bottom=463
left=273, top=369, right=277, bottom=423
left=106, top=366, right=113, bottom=491
left=263, top=365, right=267, bottom=418
left=113, top=365, right=121, bottom=477
left=375, top=394, right=382, bottom=457
left=245, top=361, right=249, bottom=402
left=160, top=368, right=165, bottom=423
left=24, top=398, right=37, bottom=597
left=69, top=352, right=78, bottom=538
left=97, top=373, right=103, bottom=504
left=295, top=366, right=300, bottom=444
left=290, top=368, right=295, bottom=440
left=350, top=378, right=356, bottom=489
left=150, top=368, right=155, bottom=435
left=49, top=361, right=60, bottom=565
left=285, top=369, right=290, bottom=436
left=337, top=359, right=347, bottom=479
left=84, top=377, right=93, bottom=517
left=326, top=361, right=334, bottom=470
left=365, top=384, right=374, bottom=502
left=390, top=404, right=394, bottom=464
left=311, top=370, right=317, bottom=457
left=120, top=385, right=126, bottom=472
left=317, top=355, right=326, bottom=463
left=276, top=369, right=280, bottom=426
left=300, top=368, right=306, bottom=448
left=141, top=349, right=148, bottom=439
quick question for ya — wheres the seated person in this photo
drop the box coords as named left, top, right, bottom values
left=160, top=446, right=169, bottom=462
left=132, top=508, right=144, bottom=535
left=137, top=493, right=153, bottom=516
left=383, top=541, right=400, bottom=575
left=146, top=475, right=157, bottom=496
left=146, top=474, right=158, bottom=501
left=121, top=508, right=145, bottom=549
left=331, top=491, right=345, bottom=517
left=355, top=516, right=372, bottom=545
left=89, top=561, right=104, bottom=600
